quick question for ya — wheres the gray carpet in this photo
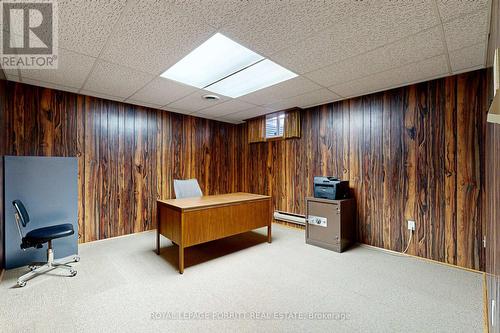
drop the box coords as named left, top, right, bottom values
left=0, top=224, right=483, bottom=332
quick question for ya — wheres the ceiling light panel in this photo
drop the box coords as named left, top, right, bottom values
left=205, top=59, right=298, bottom=98
left=160, top=33, right=263, bottom=88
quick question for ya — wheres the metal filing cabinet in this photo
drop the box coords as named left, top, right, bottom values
left=305, top=197, right=355, bottom=253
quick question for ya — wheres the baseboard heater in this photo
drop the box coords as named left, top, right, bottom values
left=273, top=210, right=306, bottom=226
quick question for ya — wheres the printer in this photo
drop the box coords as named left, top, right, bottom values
left=313, top=176, right=349, bottom=200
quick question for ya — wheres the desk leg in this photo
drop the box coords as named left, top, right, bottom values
left=179, top=245, right=184, bottom=274
left=156, top=230, right=160, bottom=255
left=156, top=206, right=161, bottom=255
left=267, top=224, right=272, bottom=243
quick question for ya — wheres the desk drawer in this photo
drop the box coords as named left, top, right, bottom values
left=183, top=199, right=271, bottom=247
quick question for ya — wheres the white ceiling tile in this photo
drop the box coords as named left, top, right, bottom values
left=224, top=106, right=272, bottom=121
left=100, top=1, right=215, bottom=75
left=58, top=0, right=128, bottom=57
left=169, top=0, right=250, bottom=29
left=189, top=112, right=219, bottom=121
left=449, top=43, right=486, bottom=72
left=305, top=26, right=445, bottom=87
left=330, top=80, right=374, bottom=99
left=189, top=112, right=234, bottom=124
left=20, top=48, right=95, bottom=89
left=197, top=99, right=256, bottom=117
left=379, top=54, right=449, bottom=88
left=166, top=90, right=229, bottom=113
left=20, top=77, right=79, bottom=93
left=450, top=65, right=485, bottom=76
left=238, top=76, right=321, bottom=105
left=5, top=75, right=21, bottom=83
left=1, top=31, right=21, bottom=77
left=443, top=9, right=490, bottom=51
left=79, top=89, right=125, bottom=103
left=330, top=55, right=449, bottom=98
left=270, top=0, right=439, bottom=74
left=3, top=67, right=20, bottom=78
left=265, top=89, right=342, bottom=111
left=160, top=106, right=196, bottom=116
left=1, top=1, right=489, bottom=112
left=128, top=77, right=197, bottom=107
left=125, top=99, right=162, bottom=110
left=220, top=0, right=358, bottom=57
left=261, top=101, right=298, bottom=112
left=83, top=60, right=154, bottom=98
left=436, top=0, right=490, bottom=22
left=380, top=54, right=449, bottom=84
left=217, top=119, right=243, bottom=125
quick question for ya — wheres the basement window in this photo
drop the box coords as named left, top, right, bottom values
left=265, top=112, right=285, bottom=139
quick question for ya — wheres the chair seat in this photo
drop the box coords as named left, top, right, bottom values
left=23, top=223, right=74, bottom=245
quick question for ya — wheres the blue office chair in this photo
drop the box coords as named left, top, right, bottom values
left=12, top=200, right=79, bottom=287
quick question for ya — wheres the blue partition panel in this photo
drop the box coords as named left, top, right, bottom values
left=4, top=156, right=78, bottom=269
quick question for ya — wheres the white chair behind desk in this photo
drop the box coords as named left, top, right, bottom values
left=173, top=179, right=203, bottom=199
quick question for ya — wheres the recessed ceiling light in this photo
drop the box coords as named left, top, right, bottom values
left=205, top=59, right=298, bottom=98
left=160, top=33, right=263, bottom=89
left=202, top=94, right=220, bottom=101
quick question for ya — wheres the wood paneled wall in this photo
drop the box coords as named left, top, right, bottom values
left=1, top=81, right=244, bottom=243
left=0, top=70, right=490, bottom=271
left=240, top=70, right=489, bottom=270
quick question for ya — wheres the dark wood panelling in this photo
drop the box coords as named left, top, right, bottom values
left=1, top=70, right=490, bottom=272
left=2, top=81, right=244, bottom=243
left=241, top=70, right=489, bottom=270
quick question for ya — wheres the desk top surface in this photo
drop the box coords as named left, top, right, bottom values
left=158, top=192, right=270, bottom=210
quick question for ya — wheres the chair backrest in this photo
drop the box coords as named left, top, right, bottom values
left=13, top=200, right=30, bottom=227
left=173, top=179, right=203, bottom=199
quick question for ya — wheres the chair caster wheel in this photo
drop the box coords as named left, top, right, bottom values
left=73, top=256, right=80, bottom=262
left=18, top=280, right=26, bottom=287
left=69, top=270, right=77, bottom=277
left=29, top=265, right=37, bottom=271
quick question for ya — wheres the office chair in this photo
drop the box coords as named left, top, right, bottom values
left=173, top=179, right=203, bottom=199
left=12, top=200, right=80, bottom=287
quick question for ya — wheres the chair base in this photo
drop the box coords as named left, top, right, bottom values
left=17, top=246, right=79, bottom=287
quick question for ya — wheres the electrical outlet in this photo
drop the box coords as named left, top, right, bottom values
left=407, top=220, right=416, bottom=231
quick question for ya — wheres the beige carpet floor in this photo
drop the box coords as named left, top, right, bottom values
left=0, top=224, right=483, bottom=332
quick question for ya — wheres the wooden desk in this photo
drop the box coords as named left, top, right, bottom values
left=156, top=192, right=272, bottom=273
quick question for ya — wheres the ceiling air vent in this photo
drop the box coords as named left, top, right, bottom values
left=202, top=94, right=220, bottom=101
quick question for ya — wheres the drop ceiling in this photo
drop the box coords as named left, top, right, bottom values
left=1, top=0, right=492, bottom=124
